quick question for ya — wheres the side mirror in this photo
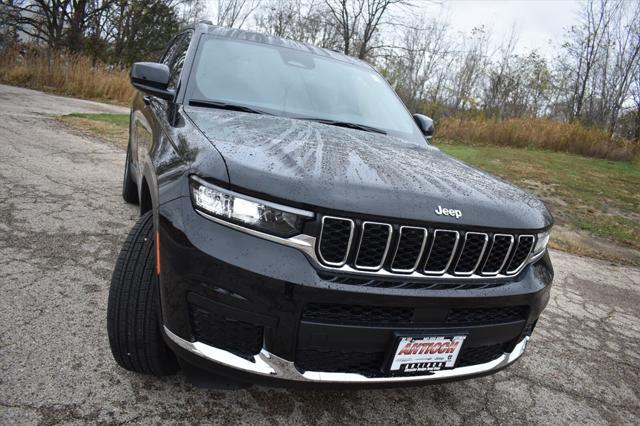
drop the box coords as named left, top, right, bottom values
left=130, top=62, right=175, bottom=101
left=413, top=114, right=434, bottom=140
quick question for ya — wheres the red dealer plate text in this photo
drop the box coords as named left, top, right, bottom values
left=389, top=335, right=466, bottom=373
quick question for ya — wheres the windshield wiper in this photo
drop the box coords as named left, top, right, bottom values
left=189, top=101, right=386, bottom=134
left=189, top=99, right=271, bottom=115
left=298, top=117, right=387, bottom=135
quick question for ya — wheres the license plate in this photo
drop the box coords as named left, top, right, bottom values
left=389, top=335, right=466, bottom=373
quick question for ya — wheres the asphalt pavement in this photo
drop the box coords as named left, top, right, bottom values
left=0, top=84, right=638, bottom=424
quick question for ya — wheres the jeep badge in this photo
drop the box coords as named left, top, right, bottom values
left=435, top=205, right=463, bottom=219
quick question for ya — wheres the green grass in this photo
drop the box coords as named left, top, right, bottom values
left=59, top=113, right=129, bottom=148
left=437, top=142, right=640, bottom=256
left=66, top=112, right=130, bottom=126
left=59, top=113, right=640, bottom=263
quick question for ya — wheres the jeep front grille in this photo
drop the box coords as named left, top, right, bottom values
left=316, top=216, right=535, bottom=279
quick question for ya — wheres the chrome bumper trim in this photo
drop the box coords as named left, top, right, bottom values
left=165, top=327, right=529, bottom=384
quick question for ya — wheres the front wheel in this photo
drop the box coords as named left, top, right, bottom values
left=107, top=211, right=178, bottom=376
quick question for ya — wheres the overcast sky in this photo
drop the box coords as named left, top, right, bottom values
left=417, top=0, right=583, bottom=57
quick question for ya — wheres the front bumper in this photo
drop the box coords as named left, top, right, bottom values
left=165, top=326, right=530, bottom=384
left=157, top=196, right=553, bottom=386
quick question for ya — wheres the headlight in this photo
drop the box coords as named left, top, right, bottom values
left=190, top=176, right=313, bottom=237
left=530, top=230, right=550, bottom=260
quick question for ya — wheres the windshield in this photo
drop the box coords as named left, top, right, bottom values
left=186, top=35, right=423, bottom=141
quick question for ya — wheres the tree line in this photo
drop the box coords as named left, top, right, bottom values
left=0, top=0, right=203, bottom=64
left=1, top=0, right=639, bottom=140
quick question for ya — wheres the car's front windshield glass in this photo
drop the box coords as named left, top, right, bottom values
left=187, top=35, right=423, bottom=142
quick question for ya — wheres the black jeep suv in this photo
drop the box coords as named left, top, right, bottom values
left=107, top=23, right=553, bottom=387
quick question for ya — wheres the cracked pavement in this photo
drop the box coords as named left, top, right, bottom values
left=1, top=84, right=639, bottom=424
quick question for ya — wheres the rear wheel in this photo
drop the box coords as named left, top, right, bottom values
left=122, top=144, right=139, bottom=204
left=107, top=211, right=178, bottom=376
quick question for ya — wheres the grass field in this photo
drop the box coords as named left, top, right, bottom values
left=60, top=112, right=640, bottom=265
left=438, top=117, right=639, bottom=162
left=0, top=50, right=134, bottom=104
left=65, top=112, right=130, bottom=126
left=437, top=143, right=640, bottom=264
left=59, top=113, right=130, bottom=148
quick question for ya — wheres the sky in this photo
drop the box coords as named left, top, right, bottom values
left=416, top=0, right=583, bottom=57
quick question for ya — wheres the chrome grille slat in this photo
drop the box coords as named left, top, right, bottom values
left=389, top=226, right=428, bottom=273
left=453, top=232, right=489, bottom=276
left=424, top=230, right=460, bottom=274
left=315, top=215, right=538, bottom=280
left=481, top=234, right=515, bottom=276
left=317, top=216, right=354, bottom=267
left=354, top=222, right=393, bottom=271
left=506, top=235, right=535, bottom=275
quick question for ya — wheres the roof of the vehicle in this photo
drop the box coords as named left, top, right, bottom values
left=190, top=22, right=372, bottom=70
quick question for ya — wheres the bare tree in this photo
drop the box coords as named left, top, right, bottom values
left=215, top=0, right=259, bottom=29
left=629, top=66, right=640, bottom=139
left=177, top=0, right=206, bottom=24
left=325, top=0, right=405, bottom=59
left=602, top=1, right=640, bottom=134
left=9, top=0, right=73, bottom=49
left=565, top=0, right=621, bottom=121
left=254, top=0, right=339, bottom=47
left=297, top=1, right=341, bottom=48
left=0, top=0, right=24, bottom=48
left=450, top=26, right=489, bottom=111
left=255, top=0, right=298, bottom=37
left=482, top=26, right=519, bottom=118
left=384, top=15, right=450, bottom=111
left=553, top=0, right=639, bottom=134
left=324, top=0, right=362, bottom=55
left=355, top=0, right=404, bottom=59
left=3, top=0, right=115, bottom=51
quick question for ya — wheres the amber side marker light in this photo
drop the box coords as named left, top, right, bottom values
left=155, top=230, right=161, bottom=275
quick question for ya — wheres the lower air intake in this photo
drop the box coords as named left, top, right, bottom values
left=189, top=304, right=263, bottom=358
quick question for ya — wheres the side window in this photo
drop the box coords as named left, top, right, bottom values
left=167, top=32, right=192, bottom=91
left=160, top=34, right=182, bottom=67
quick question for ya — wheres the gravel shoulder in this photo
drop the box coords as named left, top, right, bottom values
left=1, top=84, right=638, bottom=425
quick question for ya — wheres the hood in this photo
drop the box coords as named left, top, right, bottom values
left=185, top=108, right=552, bottom=230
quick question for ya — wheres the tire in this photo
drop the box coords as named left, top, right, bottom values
left=107, top=211, right=178, bottom=376
left=122, top=144, right=139, bottom=204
